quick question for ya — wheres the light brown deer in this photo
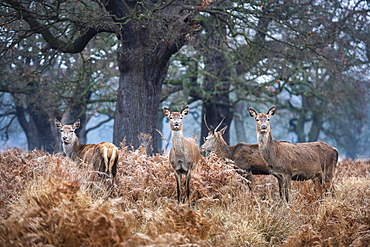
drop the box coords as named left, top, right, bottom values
left=55, top=119, right=119, bottom=184
left=163, top=106, right=202, bottom=203
left=201, top=123, right=269, bottom=191
left=248, top=106, right=338, bottom=202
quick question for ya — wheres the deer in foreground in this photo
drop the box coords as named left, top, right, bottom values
left=163, top=106, right=202, bottom=203
left=200, top=121, right=270, bottom=191
left=248, top=106, right=338, bottom=202
left=55, top=119, right=119, bottom=184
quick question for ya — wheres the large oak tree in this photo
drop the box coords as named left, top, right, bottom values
left=2, top=0, right=200, bottom=154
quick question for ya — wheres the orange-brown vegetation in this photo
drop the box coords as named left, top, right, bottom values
left=0, top=148, right=369, bottom=246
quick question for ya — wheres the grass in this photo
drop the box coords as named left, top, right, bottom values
left=0, top=147, right=369, bottom=246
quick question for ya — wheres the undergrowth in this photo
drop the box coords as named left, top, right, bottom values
left=0, top=148, right=369, bottom=246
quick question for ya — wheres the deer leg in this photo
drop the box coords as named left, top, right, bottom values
left=323, top=172, right=335, bottom=195
left=111, top=157, right=117, bottom=185
left=185, top=170, right=191, bottom=202
left=276, top=174, right=290, bottom=202
left=246, top=172, right=254, bottom=192
left=275, top=174, right=284, bottom=199
left=175, top=171, right=182, bottom=203
left=313, top=173, right=324, bottom=194
left=313, top=178, right=321, bottom=193
left=284, top=176, right=291, bottom=202
left=102, top=146, right=109, bottom=174
left=108, top=148, right=118, bottom=179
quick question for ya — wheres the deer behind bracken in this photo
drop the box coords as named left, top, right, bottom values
left=201, top=123, right=269, bottom=191
left=55, top=119, right=119, bottom=184
left=248, top=106, right=338, bottom=202
left=163, top=106, right=202, bottom=203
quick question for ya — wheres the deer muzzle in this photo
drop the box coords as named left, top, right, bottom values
left=62, top=136, right=70, bottom=143
left=260, top=125, right=268, bottom=132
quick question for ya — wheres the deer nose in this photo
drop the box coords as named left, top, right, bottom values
left=174, top=122, right=179, bottom=127
left=62, top=136, right=67, bottom=141
left=261, top=125, right=267, bottom=130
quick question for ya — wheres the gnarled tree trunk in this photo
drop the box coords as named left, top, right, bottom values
left=111, top=7, right=200, bottom=154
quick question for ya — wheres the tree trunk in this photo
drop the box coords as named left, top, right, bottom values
left=14, top=102, right=57, bottom=153
left=233, top=100, right=247, bottom=143
left=200, top=20, right=232, bottom=145
left=295, top=108, right=307, bottom=143
left=308, top=109, right=323, bottom=142
left=13, top=80, right=59, bottom=153
left=113, top=48, right=166, bottom=152
left=113, top=19, right=188, bottom=154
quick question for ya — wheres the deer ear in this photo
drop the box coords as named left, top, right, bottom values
left=73, top=119, right=81, bottom=129
left=248, top=108, right=257, bottom=118
left=163, top=107, right=170, bottom=117
left=55, top=119, right=62, bottom=128
left=220, top=126, right=228, bottom=135
left=268, top=106, right=276, bottom=116
left=181, top=106, right=189, bottom=116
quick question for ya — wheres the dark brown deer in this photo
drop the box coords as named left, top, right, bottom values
left=55, top=119, right=119, bottom=184
left=163, top=106, right=202, bottom=203
left=248, top=106, right=338, bottom=202
left=200, top=123, right=269, bottom=191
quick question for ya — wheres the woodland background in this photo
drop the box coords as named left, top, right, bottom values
left=1, top=1, right=370, bottom=245
left=1, top=0, right=370, bottom=159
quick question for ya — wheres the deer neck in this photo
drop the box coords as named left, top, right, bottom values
left=171, top=130, right=185, bottom=154
left=257, top=130, right=276, bottom=162
left=62, top=134, right=80, bottom=160
left=214, top=137, right=231, bottom=159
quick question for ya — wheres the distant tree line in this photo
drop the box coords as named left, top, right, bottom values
left=1, top=0, right=369, bottom=158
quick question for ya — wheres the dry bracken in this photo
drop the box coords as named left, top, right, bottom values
left=0, top=148, right=369, bottom=246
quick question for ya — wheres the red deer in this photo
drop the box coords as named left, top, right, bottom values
left=163, top=106, right=202, bottom=203
left=248, top=106, right=338, bottom=202
left=55, top=119, right=119, bottom=184
left=200, top=123, right=269, bottom=191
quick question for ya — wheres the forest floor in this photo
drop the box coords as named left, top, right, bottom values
left=0, top=146, right=369, bottom=246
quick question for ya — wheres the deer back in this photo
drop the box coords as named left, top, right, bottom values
left=229, top=143, right=270, bottom=175
left=74, top=144, right=102, bottom=171
left=268, top=141, right=334, bottom=180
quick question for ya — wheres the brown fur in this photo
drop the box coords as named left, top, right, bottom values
left=163, top=106, right=202, bottom=203
left=55, top=119, right=119, bottom=184
left=201, top=125, right=269, bottom=190
left=248, top=106, right=338, bottom=202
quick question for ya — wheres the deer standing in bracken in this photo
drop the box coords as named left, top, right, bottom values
left=163, top=106, right=202, bottom=203
left=201, top=121, right=269, bottom=191
left=248, top=106, right=338, bottom=202
left=55, top=119, right=119, bottom=184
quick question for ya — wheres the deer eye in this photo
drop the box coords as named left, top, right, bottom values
left=256, top=119, right=260, bottom=121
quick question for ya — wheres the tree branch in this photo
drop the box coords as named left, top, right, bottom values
left=4, top=0, right=116, bottom=53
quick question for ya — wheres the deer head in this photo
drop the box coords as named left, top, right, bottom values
left=163, top=106, right=189, bottom=131
left=248, top=106, right=276, bottom=134
left=55, top=119, right=80, bottom=144
left=201, top=125, right=228, bottom=152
